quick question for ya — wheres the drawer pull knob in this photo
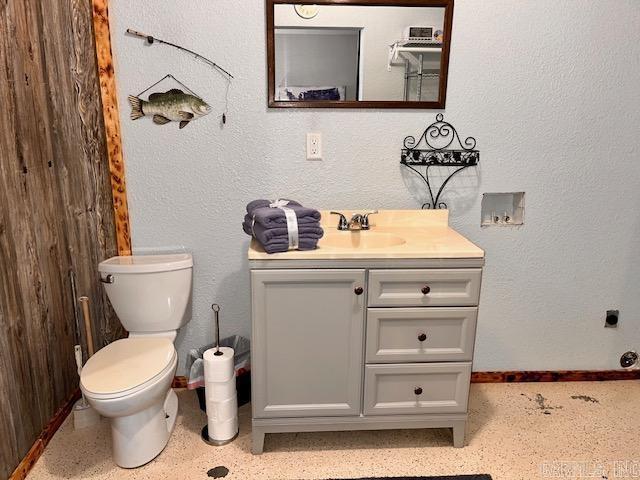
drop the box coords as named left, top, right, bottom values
left=418, top=333, right=427, bottom=342
left=421, top=285, right=431, bottom=295
left=414, top=387, right=423, bottom=395
left=354, top=286, right=364, bottom=296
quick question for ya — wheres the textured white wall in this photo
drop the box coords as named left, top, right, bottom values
left=110, top=1, right=640, bottom=374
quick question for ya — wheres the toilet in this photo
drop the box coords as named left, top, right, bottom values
left=80, top=253, right=193, bottom=468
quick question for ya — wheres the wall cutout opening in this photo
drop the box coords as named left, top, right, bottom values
left=481, top=192, right=525, bottom=226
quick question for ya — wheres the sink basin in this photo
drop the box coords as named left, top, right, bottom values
left=320, top=231, right=406, bottom=249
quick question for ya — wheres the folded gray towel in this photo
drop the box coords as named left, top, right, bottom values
left=244, top=199, right=323, bottom=253
left=246, top=200, right=321, bottom=227
left=258, top=237, right=320, bottom=254
left=243, top=218, right=324, bottom=242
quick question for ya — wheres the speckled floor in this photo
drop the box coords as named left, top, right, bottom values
left=29, top=381, right=640, bottom=480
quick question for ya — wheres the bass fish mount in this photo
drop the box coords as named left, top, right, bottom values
left=128, top=74, right=212, bottom=129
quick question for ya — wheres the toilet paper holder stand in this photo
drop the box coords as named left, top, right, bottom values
left=201, top=303, right=240, bottom=446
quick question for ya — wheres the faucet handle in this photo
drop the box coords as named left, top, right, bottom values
left=330, top=211, right=349, bottom=231
left=361, top=210, right=378, bottom=230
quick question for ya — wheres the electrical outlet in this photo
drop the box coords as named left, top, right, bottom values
left=306, top=133, right=322, bottom=160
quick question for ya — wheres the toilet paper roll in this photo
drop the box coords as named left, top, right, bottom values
left=209, top=415, right=238, bottom=442
left=205, top=381, right=236, bottom=400
left=206, top=394, right=237, bottom=422
left=204, top=347, right=235, bottom=383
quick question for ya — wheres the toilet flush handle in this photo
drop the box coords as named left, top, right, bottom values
left=100, top=274, right=115, bottom=284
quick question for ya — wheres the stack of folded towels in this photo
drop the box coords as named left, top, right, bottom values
left=242, top=199, right=324, bottom=254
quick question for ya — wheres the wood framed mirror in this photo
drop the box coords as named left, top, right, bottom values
left=266, top=0, right=454, bottom=109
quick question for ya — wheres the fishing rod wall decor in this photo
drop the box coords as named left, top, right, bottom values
left=126, top=28, right=234, bottom=124
left=400, top=114, right=479, bottom=210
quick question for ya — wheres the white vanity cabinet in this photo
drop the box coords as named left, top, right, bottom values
left=250, top=260, right=483, bottom=454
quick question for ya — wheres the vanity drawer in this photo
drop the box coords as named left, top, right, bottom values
left=364, top=363, right=471, bottom=415
left=366, top=307, right=477, bottom=363
left=368, top=269, right=481, bottom=307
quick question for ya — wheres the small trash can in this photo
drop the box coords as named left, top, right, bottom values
left=185, top=335, right=251, bottom=411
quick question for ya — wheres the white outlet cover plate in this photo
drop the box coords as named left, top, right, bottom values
left=306, top=133, right=322, bottom=160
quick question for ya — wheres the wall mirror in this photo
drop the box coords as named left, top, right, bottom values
left=266, top=0, right=454, bottom=109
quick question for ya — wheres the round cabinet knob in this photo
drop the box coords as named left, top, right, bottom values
left=418, top=333, right=427, bottom=342
left=354, top=286, right=364, bottom=296
left=414, top=387, right=423, bottom=395
left=421, top=285, right=431, bottom=295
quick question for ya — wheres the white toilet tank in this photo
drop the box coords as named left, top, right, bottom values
left=98, top=253, right=193, bottom=334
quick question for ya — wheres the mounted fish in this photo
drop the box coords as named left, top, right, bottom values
left=128, top=88, right=212, bottom=129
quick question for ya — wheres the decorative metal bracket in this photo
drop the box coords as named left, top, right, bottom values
left=401, top=113, right=479, bottom=209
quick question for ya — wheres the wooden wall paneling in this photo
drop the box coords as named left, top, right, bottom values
left=92, top=0, right=132, bottom=256
left=0, top=3, right=60, bottom=475
left=3, top=0, right=73, bottom=432
left=40, top=0, right=123, bottom=349
left=0, top=0, right=126, bottom=476
left=0, top=13, right=33, bottom=479
left=38, top=0, right=93, bottom=354
left=35, top=0, right=82, bottom=412
left=0, top=119, right=39, bottom=480
left=70, top=0, right=125, bottom=345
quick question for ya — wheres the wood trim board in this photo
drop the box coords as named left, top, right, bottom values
left=9, top=389, right=80, bottom=480
left=471, top=370, right=640, bottom=383
left=91, top=0, right=132, bottom=256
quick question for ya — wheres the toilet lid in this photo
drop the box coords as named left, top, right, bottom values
left=81, top=337, right=176, bottom=395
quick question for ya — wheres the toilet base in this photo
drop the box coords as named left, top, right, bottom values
left=111, top=389, right=179, bottom=468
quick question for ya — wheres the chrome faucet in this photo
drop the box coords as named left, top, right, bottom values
left=348, top=214, right=365, bottom=230
left=330, top=211, right=378, bottom=231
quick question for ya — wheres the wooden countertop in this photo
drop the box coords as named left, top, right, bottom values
left=248, top=210, right=484, bottom=261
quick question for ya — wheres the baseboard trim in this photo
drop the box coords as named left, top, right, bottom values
left=10, top=388, right=81, bottom=480
left=471, top=369, right=640, bottom=383
left=172, top=369, right=639, bottom=390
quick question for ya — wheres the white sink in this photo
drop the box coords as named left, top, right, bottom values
left=320, top=231, right=406, bottom=249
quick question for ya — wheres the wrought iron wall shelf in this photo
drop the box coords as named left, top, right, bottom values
left=400, top=113, right=479, bottom=209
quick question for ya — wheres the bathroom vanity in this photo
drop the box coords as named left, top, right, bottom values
left=248, top=210, right=484, bottom=454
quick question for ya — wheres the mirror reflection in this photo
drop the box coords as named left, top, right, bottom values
left=273, top=4, right=447, bottom=104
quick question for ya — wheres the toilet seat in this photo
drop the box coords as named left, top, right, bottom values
left=81, top=337, right=177, bottom=400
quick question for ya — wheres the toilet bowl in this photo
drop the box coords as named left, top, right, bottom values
left=81, top=337, right=178, bottom=468
left=80, top=253, right=192, bottom=468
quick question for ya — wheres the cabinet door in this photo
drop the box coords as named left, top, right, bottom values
left=252, top=269, right=366, bottom=418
